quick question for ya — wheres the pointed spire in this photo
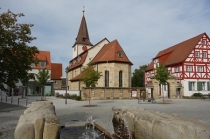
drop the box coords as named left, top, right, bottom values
left=74, top=8, right=93, bottom=46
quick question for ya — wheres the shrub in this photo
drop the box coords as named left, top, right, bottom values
left=192, top=93, right=202, bottom=97
left=55, top=92, right=59, bottom=97
left=59, top=94, right=63, bottom=98
left=76, top=96, right=81, bottom=101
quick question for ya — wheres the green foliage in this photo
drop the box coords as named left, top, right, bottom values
left=132, top=64, right=148, bottom=87
left=35, top=68, right=50, bottom=86
left=62, top=93, right=81, bottom=101
left=192, top=93, right=202, bottom=97
left=154, top=63, right=170, bottom=85
left=82, top=64, right=101, bottom=105
left=82, top=64, right=102, bottom=87
left=0, top=10, right=39, bottom=91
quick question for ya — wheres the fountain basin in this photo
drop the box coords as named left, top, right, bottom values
left=60, top=122, right=118, bottom=139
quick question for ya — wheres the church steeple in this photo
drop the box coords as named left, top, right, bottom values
left=74, top=10, right=93, bottom=46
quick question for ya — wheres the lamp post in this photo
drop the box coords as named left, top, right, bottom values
left=65, top=66, right=68, bottom=104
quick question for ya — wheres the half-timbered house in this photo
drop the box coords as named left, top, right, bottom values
left=145, top=33, right=210, bottom=98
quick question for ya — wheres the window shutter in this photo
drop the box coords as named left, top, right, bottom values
left=188, top=81, right=192, bottom=91
left=208, top=82, right=210, bottom=91
left=197, top=82, right=202, bottom=91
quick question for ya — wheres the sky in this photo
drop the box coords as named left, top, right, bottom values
left=2, top=0, right=210, bottom=76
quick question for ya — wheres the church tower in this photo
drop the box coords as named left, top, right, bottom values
left=72, top=10, right=93, bottom=58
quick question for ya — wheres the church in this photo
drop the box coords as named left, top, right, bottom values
left=67, top=11, right=133, bottom=91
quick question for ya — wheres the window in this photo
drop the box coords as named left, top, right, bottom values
left=73, top=59, right=76, bottom=64
left=119, top=71, right=123, bottom=87
left=207, top=82, right=210, bottom=91
left=31, top=63, right=35, bottom=67
left=197, top=66, right=203, bottom=72
left=175, top=67, right=179, bottom=72
left=197, top=82, right=205, bottom=91
left=186, top=66, right=192, bottom=72
left=78, top=56, right=81, bottom=63
left=118, top=52, right=123, bottom=58
left=188, top=81, right=195, bottom=91
left=203, top=52, right=207, bottom=58
left=202, top=40, right=206, bottom=44
left=40, top=61, right=46, bottom=67
left=105, top=70, right=109, bottom=87
left=195, top=51, right=200, bottom=57
left=164, top=84, right=167, bottom=91
left=54, top=81, right=57, bottom=84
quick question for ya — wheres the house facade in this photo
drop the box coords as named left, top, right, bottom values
left=12, top=51, right=63, bottom=96
left=67, top=12, right=133, bottom=91
left=145, top=33, right=210, bottom=98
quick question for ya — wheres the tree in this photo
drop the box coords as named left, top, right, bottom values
left=0, top=10, right=39, bottom=91
left=82, top=64, right=102, bottom=105
left=35, top=68, right=50, bottom=100
left=154, top=63, right=170, bottom=103
left=132, top=64, right=148, bottom=87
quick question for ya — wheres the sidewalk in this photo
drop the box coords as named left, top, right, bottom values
left=0, top=97, right=210, bottom=139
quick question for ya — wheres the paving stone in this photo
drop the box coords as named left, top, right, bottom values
left=0, top=97, right=210, bottom=138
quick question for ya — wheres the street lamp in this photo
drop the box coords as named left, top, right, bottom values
left=65, top=66, right=68, bottom=104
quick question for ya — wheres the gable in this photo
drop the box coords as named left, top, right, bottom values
left=91, top=40, right=133, bottom=65
left=33, top=51, right=51, bottom=69
left=146, top=32, right=207, bottom=71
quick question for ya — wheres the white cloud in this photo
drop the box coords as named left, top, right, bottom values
left=2, top=0, right=210, bottom=75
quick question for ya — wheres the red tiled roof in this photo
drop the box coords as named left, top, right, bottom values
left=33, top=51, right=51, bottom=69
left=70, top=73, right=84, bottom=81
left=91, top=40, right=133, bottom=65
left=51, top=63, right=62, bottom=79
left=146, top=32, right=206, bottom=71
left=68, top=51, right=88, bottom=71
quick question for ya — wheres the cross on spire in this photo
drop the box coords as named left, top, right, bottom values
left=82, top=6, right=85, bottom=16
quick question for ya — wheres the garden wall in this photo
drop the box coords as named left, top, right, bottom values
left=81, top=87, right=146, bottom=100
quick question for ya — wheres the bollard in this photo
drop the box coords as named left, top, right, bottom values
left=138, top=98, right=141, bottom=104
left=26, top=98, right=28, bottom=106
left=6, top=96, right=7, bottom=102
left=11, top=97, right=13, bottom=104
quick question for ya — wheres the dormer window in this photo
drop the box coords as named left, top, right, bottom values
left=69, top=62, right=72, bottom=67
left=31, top=63, right=35, bottom=67
left=118, top=52, right=123, bottom=58
left=73, top=59, right=76, bottom=64
left=40, top=61, right=46, bottom=67
left=78, top=56, right=81, bottom=62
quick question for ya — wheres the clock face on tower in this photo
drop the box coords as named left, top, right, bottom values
left=82, top=46, right=87, bottom=51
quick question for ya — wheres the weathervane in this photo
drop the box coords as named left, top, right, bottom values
left=82, top=6, right=85, bottom=16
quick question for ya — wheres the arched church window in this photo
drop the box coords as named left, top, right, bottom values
left=105, top=70, right=109, bottom=87
left=119, top=71, right=123, bottom=87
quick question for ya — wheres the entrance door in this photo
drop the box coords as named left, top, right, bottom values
left=176, top=88, right=180, bottom=98
left=151, top=88, right=154, bottom=99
